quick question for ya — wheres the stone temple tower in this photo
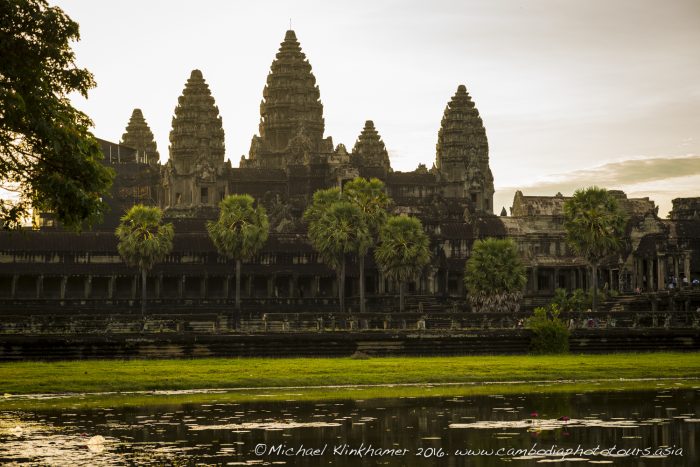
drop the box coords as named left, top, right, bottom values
left=351, top=120, right=392, bottom=176
left=243, top=30, right=333, bottom=170
left=163, top=69, right=228, bottom=210
left=121, top=108, right=159, bottom=164
left=435, top=84, right=494, bottom=213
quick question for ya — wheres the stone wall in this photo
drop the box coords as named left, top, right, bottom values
left=1, top=329, right=699, bottom=361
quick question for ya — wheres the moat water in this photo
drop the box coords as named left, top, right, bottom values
left=0, top=387, right=698, bottom=466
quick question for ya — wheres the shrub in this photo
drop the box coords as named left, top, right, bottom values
left=527, top=304, right=570, bottom=354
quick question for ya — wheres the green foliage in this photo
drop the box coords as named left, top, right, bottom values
left=115, top=205, right=174, bottom=272
left=375, top=215, right=431, bottom=284
left=570, top=288, right=590, bottom=312
left=307, top=201, right=371, bottom=269
left=563, top=187, right=627, bottom=312
left=552, top=288, right=591, bottom=312
left=552, top=288, right=569, bottom=310
left=207, top=194, right=269, bottom=262
left=342, top=177, right=391, bottom=239
left=2, top=353, right=697, bottom=399
left=302, top=187, right=342, bottom=226
left=340, top=177, right=391, bottom=313
left=527, top=304, right=570, bottom=354
left=563, top=187, right=627, bottom=263
left=304, top=179, right=392, bottom=313
left=464, top=237, right=526, bottom=312
left=0, top=0, right=114, bottom=229
left=465, top=238, right=526, bottom=295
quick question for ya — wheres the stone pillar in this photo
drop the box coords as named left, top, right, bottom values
left=223, top=275, right=230, bottom=299
left=246, top=275, right=253, bottom=297
left=107, top=276, right=115, bottom=299
left=531, top=267, right=538, bottom=294
left=571, top=269, right=577, bottom=290
left=36, top=275, right=43, bottom=298
left=637, top=258, right=644, bottom=290
left=331, top=275, right=338, bottom=296
left=200, top=276, right=207, bottom=299
left=156, top=274, right=162, bottom=299
left=553, top=268, right=560, bottom=291
left=84, top=275, right=92, bottom=299
left=289, top=275, right=296, bottom=298
left=648, top=259, right=655, bottom=291
left=178, top=275, right=185, bottom=299
left=312, top=275, right=320, bottom=298
left=60, top=276, right=68, bottom=299
left=671, top=255, right=678, bottom=280
left=10, top=275, right=18, bottom=298
left=267, top=275, right=274, bottom=298
left=657, top=254, right=666, bottom=290
left=131, top=275, right=137, bottom=299
left=427, top=270, right=436, bottom=294
left=683, top=253, right=691, bottom=283
left=378, top=271, right=385, bottom=294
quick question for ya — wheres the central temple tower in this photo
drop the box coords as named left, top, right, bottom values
left=435, top=84, right=494, bottom=213
left=243, top=30, right=333, bottom=170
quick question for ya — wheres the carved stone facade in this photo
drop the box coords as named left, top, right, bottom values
left=242, top=30, right=332, bottom=171
left=162, top=69, right=229, bottom=215
left=435, top=85, right=494, bottom=213
left=120, top=109, right=159, bottom=164
left=3, top=29, right=699, bottom=314
left=351, top=120, right=392, bottom=176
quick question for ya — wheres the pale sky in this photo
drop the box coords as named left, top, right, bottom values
left=57, top=0, right=700, bottom=216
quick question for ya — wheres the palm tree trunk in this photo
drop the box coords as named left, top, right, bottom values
left=235, top=259, right=241, bottom=311
left=339, top=257, right=345, bottom=313
left=235, top=259, right=241, bottom=330
left=359, top=254, right=365, bottom=314
left=399, top=281, right=405, bottom=312
left=140, top=268, right=147, bottom=318
left=591, top=262, right=598, bottom=312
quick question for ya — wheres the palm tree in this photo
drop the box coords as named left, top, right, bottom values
left=464, top=238, right=526, bottom=313
left=207, top=194, right=269, bottom=322
left=305, top=200, right=370, bottom=312
left=302, top=187, right=342, bottom=225
left=343, top=177, right=391, bottom=313
left=115, top=205, right=174, bottom=317
left=563, top=187, right=627, bottom=311
left=374, top=215, right=431, bottom=312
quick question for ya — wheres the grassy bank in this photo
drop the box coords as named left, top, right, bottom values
left=1, top=379, right=696, bottom=411
left=1, top=352, right=699, bottom=395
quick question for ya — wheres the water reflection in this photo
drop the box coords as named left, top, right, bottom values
left=0, top=388, right=698, bottom=465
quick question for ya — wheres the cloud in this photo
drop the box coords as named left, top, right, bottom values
left=494, top=154, right=700, bottom=217
left=528, top=154, right=700, bottom=190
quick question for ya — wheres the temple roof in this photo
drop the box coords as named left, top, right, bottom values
left=121, top=109, right=159, bottom=164
left=388, top=172, right=438, bottom=184
left=435, top=84, right=489, bottom=169
left=168, top=69, right=225, bottom=174
left=511, top=191, right=569, bottom=217
left=257, top=30, right=324, bottom=153
left=352, top=120, right=392, bottom=172
left=511, top=190, right=659, bottom=219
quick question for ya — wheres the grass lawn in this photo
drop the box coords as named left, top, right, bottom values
left=1, top=379, right=696, bottom=411
left=1, top=352, right=699, bottom=395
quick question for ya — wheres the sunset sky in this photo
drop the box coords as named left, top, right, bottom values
left=57, top=0, right=700, bottom=216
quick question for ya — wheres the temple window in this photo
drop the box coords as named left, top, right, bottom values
left=201, top=187, right=209, bottom=204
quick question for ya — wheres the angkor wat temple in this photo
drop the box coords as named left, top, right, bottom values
left=2, top=30, right=700, bottom=315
